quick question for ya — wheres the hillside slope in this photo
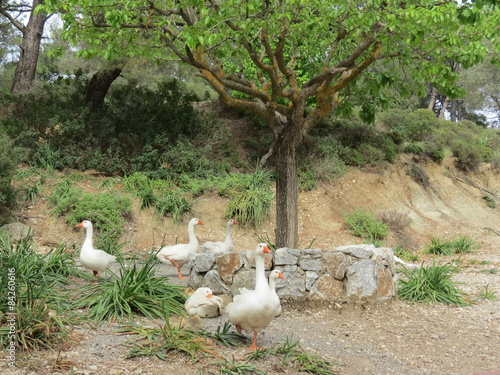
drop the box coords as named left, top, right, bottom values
left=14, top=155, right=500, bottom=261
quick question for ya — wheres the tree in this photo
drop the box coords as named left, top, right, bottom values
left=42, top=0, right=500, bottom=248
left=1, top=0, right=51, bottom=93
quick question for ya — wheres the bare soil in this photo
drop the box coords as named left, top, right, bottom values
left=2, top=155, right=500, bottom=375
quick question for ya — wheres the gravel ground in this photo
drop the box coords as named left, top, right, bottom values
left=2, top=259, right=499, bottom=375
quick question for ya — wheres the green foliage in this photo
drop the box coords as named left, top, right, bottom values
left=1, top=77, right=237, bottom=177
left=48, top=184, right=132, bottom=244
left=424, top=235, right=479, bottom=255
left=76, top=254, right=187, bottom=323
left=154, top=191, right=193, bottom=223
left=0, top=232, right=83, bottom=351
left=343, top=208, right=389, bottom=244
left=223, top=170, right=274, bottom=228
left=0, top=129, right=22, bottom=223
left=398, top=263, right=468, bottom=305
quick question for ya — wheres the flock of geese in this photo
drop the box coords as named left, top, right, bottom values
left=76, top=218, right=285, bottom=350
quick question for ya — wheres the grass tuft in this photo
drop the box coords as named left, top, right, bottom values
left=398, top=262, right=468, bottom=305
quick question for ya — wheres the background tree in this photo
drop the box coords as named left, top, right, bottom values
left=42, top=0, right=500, bottom=248
left=1, top=0, right=52, bottom=93
left=459, top=57, right=500, bottom=127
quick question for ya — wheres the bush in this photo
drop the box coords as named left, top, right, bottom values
left=48, top=184, right=133, bottom=245
left=0, top=129, right=23, bottom=223
left=406, top=163, right=430, bottom=189
left=343, top=208, right=389, bottom=244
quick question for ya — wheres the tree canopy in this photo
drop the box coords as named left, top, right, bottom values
left=41, top=0, right=500, bottom=247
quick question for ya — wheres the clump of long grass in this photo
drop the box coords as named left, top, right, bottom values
left=398, top=262, right=468, bottom=305
left=424, top=235, right=479, bottom=255
left=76, top=253, right=187, bottom=323
left=0, top=232, right=81, bottom=351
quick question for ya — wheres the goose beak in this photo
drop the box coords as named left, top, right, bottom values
left=198, top=220, right=204, bottom=225
left=76, top=222, right=83, bottom=228
left=278, top=273, right=285, bottom=280
left=263, top=244, right=271, bottom=253
left=206, top=294, right=213, bottom=298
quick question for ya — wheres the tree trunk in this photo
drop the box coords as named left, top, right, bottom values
left=428, top=87, right=438, bottom=112
left=85, top=64, right=124, bottom=110
left=274, top=121, right=302, bottom=249
left=439, top=96, right=449, bottom=119
left=450, top=99, right=457, bottom=122
left=10, top=0, right=48, bottom=94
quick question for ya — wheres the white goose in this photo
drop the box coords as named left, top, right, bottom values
left=156, top=218, right=204, bottom=279
left=202, top=219, right=238, bottom=254
left=225, top=243, right=275, bottom=351
left=268, top=269, right=285, bottom=317
left=184, top=287, right=223, bottom=318
left=76, top=220, right=116, bottom=278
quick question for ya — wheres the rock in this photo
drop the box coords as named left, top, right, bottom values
left=0, top=222, right=32, bottom=242
left=310, top=275, right=344, bottom=300
left=323, top=252, right=348, bottom=280
left=275, top=247, right=300, bottom=265
left=216, top=252, right=243, bottom=284
left=337, top=244, right=375, bottom=259
left=202, top=270, right=231, bottom=295
left=346, top=259, right=377, bottom=298
left=191, top=252, right=216, bottom=272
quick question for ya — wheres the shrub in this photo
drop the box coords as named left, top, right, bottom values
left=0, top=129, right=23, bottom=223
left=48, top=184, right=133, bottom=244
left=398, top=262, right=467, bottom=305
left=343, top=208, right=389, bottom=244
left=483, top=194, right=496, bottom=208
left=406, top=163, right=430, bottom=189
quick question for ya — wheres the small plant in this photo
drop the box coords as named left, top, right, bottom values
left=76, top=254, right=187, bottom=323
left=343, top=208, right=389, bottom=244
left=212, top=357, right=266, bottom=375
left=203, top=322, right=248, bottom=347
left=406, top=163, right=430, bottom=189
left=474, top=284, right=498, bottom=301
left=120, top=321, right=214, bottom=361
left=271, top=336, right=340, bottom=375
left=393, top=246, right=419, bottom=263
left=424, top=235, right=479, bottom=255
left=398, top=262, right=468, bottom=305
left=483, top=194, right=496, bottom=208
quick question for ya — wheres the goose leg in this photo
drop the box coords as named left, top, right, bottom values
left=165, top=257, right=189, bottom=279
left=247, top=331, right=259, bottom=351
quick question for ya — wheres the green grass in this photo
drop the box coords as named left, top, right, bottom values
left=75, top=253, right=187, bottom=323
left=424, top=235, right=479, bottom=255
left=398, top=262, right=468, bottom=305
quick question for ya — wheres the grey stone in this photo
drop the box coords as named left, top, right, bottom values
left=337, top=244, right=375, bottom=259
left=323, top=252, right=348, bottom=280
left=275, top=247, right=299, bottom=265
left=346, top=259, right=377, bottom=298
left=191, top=252, right=216, bottom=273
left=202, top=270, right=231, bottom=295
left=305, top=271, right=319, bottom=291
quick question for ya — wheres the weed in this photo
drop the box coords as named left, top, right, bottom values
left=155, top=191, right=193, bottom=223
left=483, top=194, right=496, bottom=208
left=393, top=246, right=419, bottom=262
left=120, top=321, right=214, bottom=361
left=398, top=262, right=468, bottom=305
left=212, top=357, right=266, bottom=374
left=479, top=268, right=498, bottom=275
left=202, top=322, right=248, bottom=347
left=474, top=284, right=497, bottom=301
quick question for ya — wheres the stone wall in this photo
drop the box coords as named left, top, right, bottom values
left=187, top=244, right=398, bottom=303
